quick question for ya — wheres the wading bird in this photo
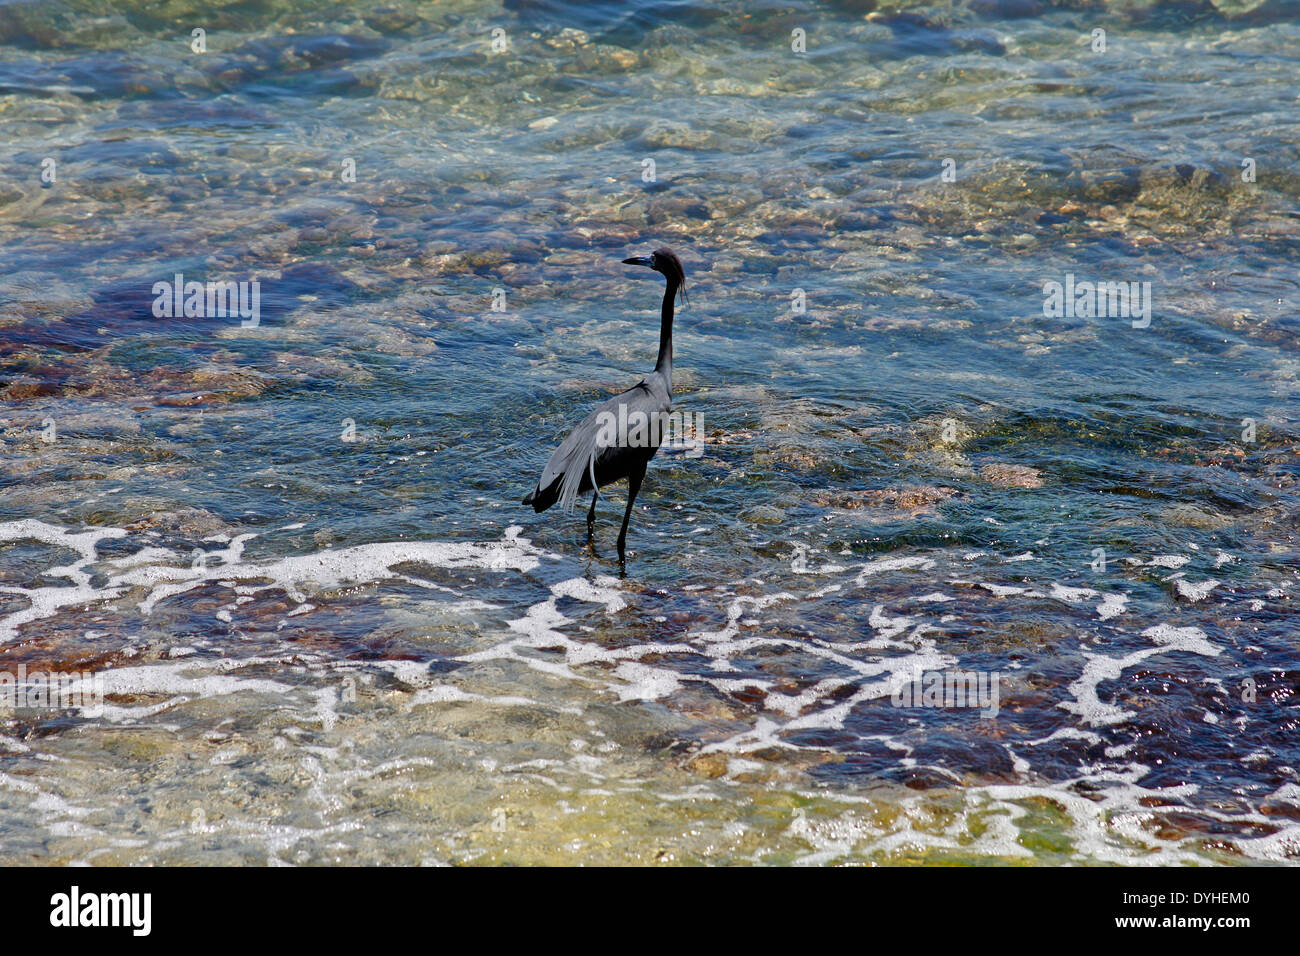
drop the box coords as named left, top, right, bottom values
left=523, top=248, right=686, bottom=572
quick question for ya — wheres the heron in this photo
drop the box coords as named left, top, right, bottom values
left=523, top=248, right=686, bottom=571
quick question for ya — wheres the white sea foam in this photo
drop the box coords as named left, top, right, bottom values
left=1062, top=624, right=1219, bottom=727
left=0, top=518, right=548, bottom=643
left=1173, top=578, right=1220, bottom=602
left=0, top=518, right=1287, bottom=864
left=854, top=555, right=935, bottom=585
left=1096, top=592, right=1128, bottom=620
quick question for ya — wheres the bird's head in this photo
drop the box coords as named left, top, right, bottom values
left=622, top=247, right=686, bottom=305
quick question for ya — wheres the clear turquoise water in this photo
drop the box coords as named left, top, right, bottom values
left=0, top=0, right=1298, bottom=864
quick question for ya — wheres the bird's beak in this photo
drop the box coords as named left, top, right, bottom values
left=622, top=256, right=653, bottom=268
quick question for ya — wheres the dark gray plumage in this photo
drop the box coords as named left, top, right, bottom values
left=523, top=248, right=686, bottom=570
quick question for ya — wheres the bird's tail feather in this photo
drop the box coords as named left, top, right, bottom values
left=557, top=448, right=596, bottom=513
left=524, top=478, right=560, bottom=512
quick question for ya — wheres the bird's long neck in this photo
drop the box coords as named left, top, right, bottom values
left=654, top=278, right=678, bottom=387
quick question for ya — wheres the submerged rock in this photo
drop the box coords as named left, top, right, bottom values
left=124, top=507, right=228, bottom=537
left=978, top=463, right=1044, bottom=488
left=740, top=505, right=785, bottom=525
left=814, top=485, right=960, bottom=511
left=685, top=752, right=729, bottom=778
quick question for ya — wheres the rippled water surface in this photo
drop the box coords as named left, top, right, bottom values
left=1, top=0, right=1299, bottom=864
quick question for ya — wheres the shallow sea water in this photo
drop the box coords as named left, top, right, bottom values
left=1, top=0, right=1298, bottom=864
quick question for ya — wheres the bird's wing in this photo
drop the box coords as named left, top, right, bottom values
left=538, top=381, right=669, bottom=512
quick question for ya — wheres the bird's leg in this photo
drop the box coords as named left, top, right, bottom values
left=586, top=490, right=598, bottom=543
left=616, top=464, right=645, bottom=575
